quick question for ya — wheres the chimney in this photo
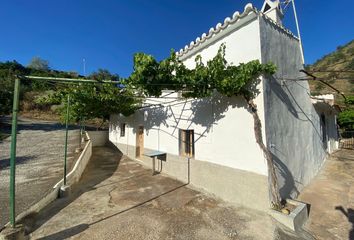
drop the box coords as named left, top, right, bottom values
left=261, top=0, right=284, bottom=25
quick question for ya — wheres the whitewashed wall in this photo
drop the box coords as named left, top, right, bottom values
left=110, top=14, right=269, bottom=176
left=109, top=8, right=339, bottom=208
left=111, top=91, right=268, bottom=175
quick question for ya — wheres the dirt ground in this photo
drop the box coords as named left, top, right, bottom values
left=299, top=149, right=354, bottom=240
left=0, top=117, right=80, bottom=228
left=29, top=146, right=312, bottom=240
left=19, top=111, right=109, bottom=130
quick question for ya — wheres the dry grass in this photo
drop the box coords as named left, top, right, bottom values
left=308, top=40, right=354, bottom=107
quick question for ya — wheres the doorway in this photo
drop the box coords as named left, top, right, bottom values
left=320, top=114, right=328, bottom=151
left=136, top=126, right=144, bottom=158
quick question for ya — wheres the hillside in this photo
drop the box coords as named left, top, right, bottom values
left=308, top=40, right=354, bottom=106
left=0, top=60, right=120, bottom=130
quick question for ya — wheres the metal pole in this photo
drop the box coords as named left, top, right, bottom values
left=80, top=118, right=83, bottom=136
left=9, top=77, right=20, bottom=227
left=79, top=118, right=82, bottom=149
left=24, top=75, right=119, bottom=84
left=152, top=156, right=156, bottom=175
left=291, top=0, right=305, bottom=64
left=63, top=95, right=70, bottom=186
left=83, top=58, right=86, bottom=76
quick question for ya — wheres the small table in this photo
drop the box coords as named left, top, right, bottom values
left=143, top=150, right=166, bottom=175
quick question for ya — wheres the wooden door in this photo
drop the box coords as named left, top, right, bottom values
left=136, top=126, right=144, bottom=157
left=179, top=129, right=194, bottom=157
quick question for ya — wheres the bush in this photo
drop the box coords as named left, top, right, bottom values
left=338, top=109, right=354, bottom=130
left=329, top=52, right=346, bottom=64
left=346, top=59, right=354, bottom=70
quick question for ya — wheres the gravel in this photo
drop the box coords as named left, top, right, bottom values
left=0, top=117, right=80, bottom=228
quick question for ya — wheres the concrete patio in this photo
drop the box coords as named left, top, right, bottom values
left=300, top=149, right=354, bottom=240
left=27, top=146, right=309, bottom=240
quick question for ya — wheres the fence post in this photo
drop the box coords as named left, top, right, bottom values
left=63, top=95, right=70, bottom=186
left=9, top=77, right=20, bottom=227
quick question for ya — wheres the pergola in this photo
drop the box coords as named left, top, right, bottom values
left=7, top=75, right=119, bottom=227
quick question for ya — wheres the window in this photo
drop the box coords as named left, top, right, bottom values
left=179, top=129, right=194, bottom=158
left=120, top=123, right=126, bottom=137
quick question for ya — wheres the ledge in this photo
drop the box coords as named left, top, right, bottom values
left=269, top=199, right=309, bottom=232
left=1, top=132, right=92, bottom=237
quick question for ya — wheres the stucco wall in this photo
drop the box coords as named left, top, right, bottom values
left=110, top=141, right=270, bottom=210
left=259, top=16, right=329, bottom=199
left=109, top=14, right=275, bottom=209
left=87, top=130, right=108, bottom=147
left=109, top=90, right=271, bottom=209
left=110, top=91, right=268, bottom=175
left=182, top=12, right=262, bottom=68
left=110, top=14, right=269, bottom=176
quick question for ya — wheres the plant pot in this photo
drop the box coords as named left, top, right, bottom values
left=269, top=199, right=309, bottom=232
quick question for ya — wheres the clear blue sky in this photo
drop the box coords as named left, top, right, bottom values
left=1, top=0, right=353, bottom=77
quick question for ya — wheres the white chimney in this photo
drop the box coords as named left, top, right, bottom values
left=261, top=0, right=284, bottom=25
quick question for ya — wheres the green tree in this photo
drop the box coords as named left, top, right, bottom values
left=67, top=83, right=139, bottom=123
left=89, top=69, right=119, bottom=82
left=338, top=96, right=354, bottom=130
left=28, top=57, right=50, bottom=71
left=56, top=69, right=135, bottom=127
left=41, top=80, right=141, bottom=128
left=0, top=61, right=29, bottom=115
left=338, top=110, right=354, bottom=130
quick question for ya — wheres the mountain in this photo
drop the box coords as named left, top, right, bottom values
left=307, top=40, right=354, bottom=107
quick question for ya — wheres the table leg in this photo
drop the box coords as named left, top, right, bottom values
left=152, top=156, right=156, bottom=175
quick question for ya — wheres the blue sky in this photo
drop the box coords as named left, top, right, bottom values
left=1, top=0, right=353, bottom=77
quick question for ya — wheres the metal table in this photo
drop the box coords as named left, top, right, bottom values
left=143, top=150, right=166, bottom=175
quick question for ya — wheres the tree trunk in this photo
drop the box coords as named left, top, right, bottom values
left=246, top=98, right=282, bottom=208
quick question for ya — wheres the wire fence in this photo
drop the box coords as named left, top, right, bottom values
left=340, top=131, right=354, bottom=149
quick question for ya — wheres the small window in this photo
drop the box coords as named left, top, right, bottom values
left=179, top=129, right=194, bottom=158
left=120, top=123, right=126, bottom=137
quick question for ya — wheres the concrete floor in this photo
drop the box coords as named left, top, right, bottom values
left=28, top=146, right=310, bottom=240
left=300, top=149, right=354, bottom=240
left=0, top=117, right=80, bottom=228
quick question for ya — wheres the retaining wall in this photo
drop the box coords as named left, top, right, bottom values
left=87, top=131, right=108, bottom=147
left=2, top=132, right=92, bottom=230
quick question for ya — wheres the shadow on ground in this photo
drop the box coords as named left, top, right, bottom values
left=24, top=144, right=122, bottom=236
left=36, top=224, right=89, bottom=240
left=0, top=156, right=37, bottom=169
left=335, top=206, right=354, bottom=240
left=26, top=143, right=193, bottom=239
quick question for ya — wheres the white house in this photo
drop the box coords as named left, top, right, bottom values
left=109, top=0, right=339, bottom=210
